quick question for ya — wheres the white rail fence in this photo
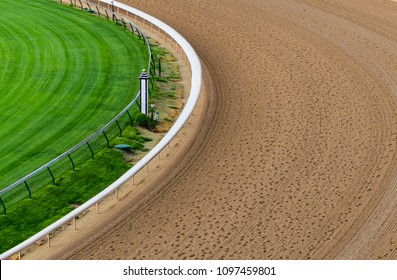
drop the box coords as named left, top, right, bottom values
left=0, top=0, right=202, bottom=260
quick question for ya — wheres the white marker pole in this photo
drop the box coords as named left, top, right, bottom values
left=139, top=70, right=149, bottom=116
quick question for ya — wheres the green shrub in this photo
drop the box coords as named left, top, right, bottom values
left=134, top=113, right=149, bottom=127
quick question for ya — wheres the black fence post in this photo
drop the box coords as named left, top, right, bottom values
left=87, top=142, right=95, bottom=159
left=0, top=197, right=6, bottom=215
left=126, top=110, right=133, bottom=126
left=129, top=23, right=135, bottom=35
left=24, top=181, right=32, bottom=199
left=103, top=131, right=110, bottom=148
left=149, top=77, right=154, bottom=90
left=115, top=120, right=122, bottom=136
left=151, top=52, right=155, bottom=66
left=68, top=154, right=75, bottom=171
left=121, top=18, right=126, bottom=29
left=47, top=167, right=55, bottom=185
left=111, top=0, right=116, bottom=24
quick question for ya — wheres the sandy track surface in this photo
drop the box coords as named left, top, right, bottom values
left=29, top=0, right=397, bottom=259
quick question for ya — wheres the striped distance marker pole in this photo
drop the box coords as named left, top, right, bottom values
left=139, top=69, right=149, bottom=116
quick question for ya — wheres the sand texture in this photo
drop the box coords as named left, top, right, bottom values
left=26, top=0, right=397, bottom=259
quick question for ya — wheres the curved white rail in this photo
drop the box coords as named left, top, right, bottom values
left=0, top=0, right=202, bottom=260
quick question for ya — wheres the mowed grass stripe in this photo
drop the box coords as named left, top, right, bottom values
left=0, top=0, right=148, bottom=188
left=0, top=0, right=142, bottom=166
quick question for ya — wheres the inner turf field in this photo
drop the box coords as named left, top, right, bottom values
left=0, top=0, right=147, bottom=189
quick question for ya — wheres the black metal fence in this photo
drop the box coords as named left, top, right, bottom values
left=0, top=0, right=156, bottom=215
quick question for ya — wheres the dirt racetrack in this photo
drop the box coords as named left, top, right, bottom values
left=28, top=0, right=397, bottom=259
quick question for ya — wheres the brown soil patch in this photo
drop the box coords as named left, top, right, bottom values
left=26, top=0, right=397, bottom=259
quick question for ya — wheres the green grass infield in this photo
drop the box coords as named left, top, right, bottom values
left=0, top=0, right=148, bottom=189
